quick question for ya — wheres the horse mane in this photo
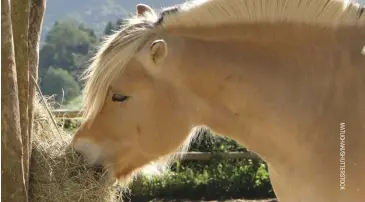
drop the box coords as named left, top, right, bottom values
left=81, top=0, right=364, bottom=126
left=160, top=0, right=364, bottom=28
left=81, top=12, right=159, bottom=125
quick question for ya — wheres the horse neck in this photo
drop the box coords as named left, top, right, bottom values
left=164, top=25, right=365, bottom=162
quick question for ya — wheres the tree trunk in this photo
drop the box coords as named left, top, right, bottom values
left=27, top=0, right=46, bottom=185
left=1, top=0, right=46, bottom=200
left=11, top=0, right=31, bottom=191
left=1, top=0, right=28, bottom=200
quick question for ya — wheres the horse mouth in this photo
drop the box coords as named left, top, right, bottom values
left=69, top=147, right=110, bottom=182
left=90, top=164, right=108, bottom=180
left=70, top=146, right=140, bottom=187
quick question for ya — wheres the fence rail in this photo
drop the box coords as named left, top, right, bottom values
left=176, top=151, right=261, bottom=161
left=52, top=109, right=262, bottom=161
left=52, top=109, right=83, bottom=118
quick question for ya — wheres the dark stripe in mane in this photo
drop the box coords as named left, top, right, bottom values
left=359, top=5, right=365, bottom=18
left=155, top=6, right=180, bottom=26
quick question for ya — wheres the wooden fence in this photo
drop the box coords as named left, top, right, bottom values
left=52, top=109, right=262, bottom=161
left=52, top=109, right=83, bottom=118
left=175, top=151, right=261, bottom=161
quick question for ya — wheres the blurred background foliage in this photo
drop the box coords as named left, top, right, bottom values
left=128, top=132, right=275, bottom=201
left=39, top=19, right=98, bottom=104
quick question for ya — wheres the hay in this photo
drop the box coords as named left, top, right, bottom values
left=29, top=95, right=123, bottom=202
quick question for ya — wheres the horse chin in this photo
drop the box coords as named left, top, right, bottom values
left=87, top=165, right=123, bottom=187
left=104, top=166, right=137, bottom=188
left=91, top=158, right=140, bottom=186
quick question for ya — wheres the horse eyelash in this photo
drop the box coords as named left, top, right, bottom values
left=112, top=94, right=129, bottom=102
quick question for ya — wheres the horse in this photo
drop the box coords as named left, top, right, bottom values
left=71, top=0, right=365, bottom=201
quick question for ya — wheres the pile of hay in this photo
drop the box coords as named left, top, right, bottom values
left=29, top=96, right=123, bottom=202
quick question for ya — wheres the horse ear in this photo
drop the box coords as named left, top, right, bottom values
left=150, top=39, right=168, bottom=64
left=136, top=4, right=155, bottom=16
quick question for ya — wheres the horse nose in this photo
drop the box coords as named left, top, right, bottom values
left=72, top=137, right=103, bottom=165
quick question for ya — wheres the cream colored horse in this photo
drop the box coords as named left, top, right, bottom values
left=72, top=0, right=365, bottom=201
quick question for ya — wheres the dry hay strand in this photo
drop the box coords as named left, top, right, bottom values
left=29, top=95, right=123, bottom=202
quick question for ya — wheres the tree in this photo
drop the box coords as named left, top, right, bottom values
left=103, top=19, right=124, bottom=36
left=39, top=20, right=97, bottom=77
left=40, top=67, right=81, bottom=103
left=38, top=19, right=97, bottom=103
left=104, top=21, right=115, bottom=35
left=1, top=0, right=46, bottom=201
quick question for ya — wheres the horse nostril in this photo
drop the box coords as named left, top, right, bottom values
left=72, top=138, right=103, bottom=165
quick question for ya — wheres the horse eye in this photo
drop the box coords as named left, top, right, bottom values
left=112, top=94, right=129, bottom=102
